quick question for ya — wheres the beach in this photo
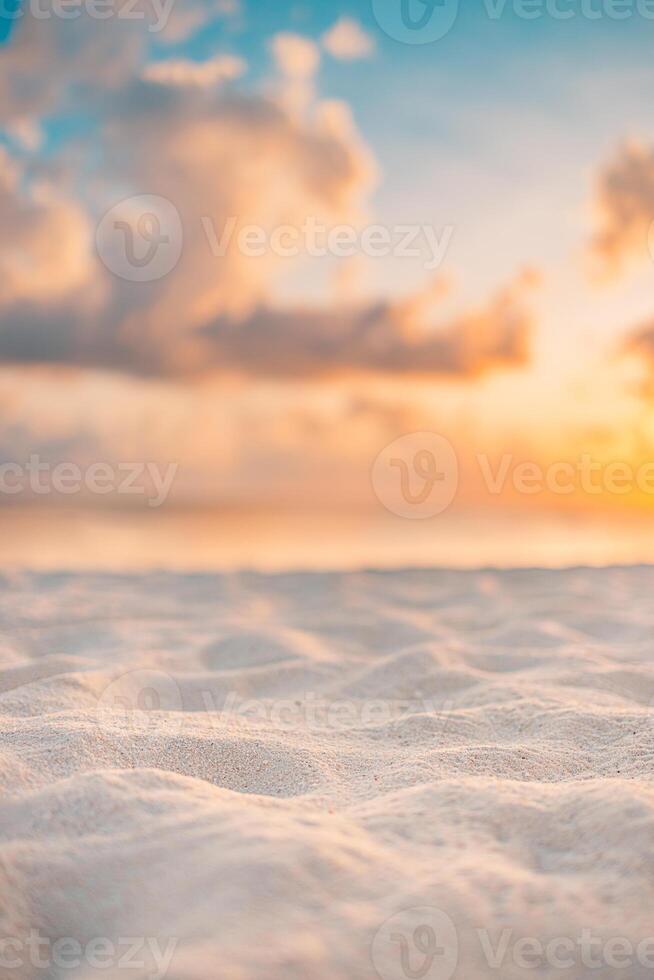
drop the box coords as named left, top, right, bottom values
left=1, top=566, right=653, bottom=979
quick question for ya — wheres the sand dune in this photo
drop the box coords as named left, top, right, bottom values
left=1, top=568, right=654, bottom=979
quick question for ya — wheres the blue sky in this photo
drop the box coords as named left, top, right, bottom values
left=125, top=0, right=654, bottom=299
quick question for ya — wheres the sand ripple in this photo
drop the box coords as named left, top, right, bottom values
left=1, top=568, right=653, bottom=978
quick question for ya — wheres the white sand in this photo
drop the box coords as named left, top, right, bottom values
left=1, top=567, right=654, bottom=979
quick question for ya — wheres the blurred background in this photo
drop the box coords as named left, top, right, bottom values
left=2, top=0, right=654, bottom=569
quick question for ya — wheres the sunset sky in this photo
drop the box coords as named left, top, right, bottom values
left=2, top=0, right=654, bottom=567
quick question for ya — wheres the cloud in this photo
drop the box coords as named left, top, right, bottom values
left=0, top=7, right=540, bottom=522
left=0, top=8, right=533, bottom=390
left=589, top=141, right=654, bottom=274
left=5, top=117, right=42, bottom=151
left=158, top=0, right=241, bottom=43
left=622, top=319, right=654, bottom=391
left=0, top=148, right=94, bottom=307
left=0, top=0, right=147, bottom=123
left=142, top=55, right=247, bottom=88
left=0, top=366, right=436, bottom=511
left=322, top=18, right=375, bottom=61
left=0, top=0, right=240, bottom=120
left=270, top=33, right=321, bottom=117
left=195, top=271, right=535, bottom=381
left=0, top=262, right=535, bottom=381
left=90, top=81, right=376, bottom=341
left=0, top=77, right=377, bottom=373
left=271, top=33, right=320, bottom=78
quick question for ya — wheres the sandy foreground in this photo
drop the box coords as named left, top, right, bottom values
left=1, top=567, right=654, bottom=980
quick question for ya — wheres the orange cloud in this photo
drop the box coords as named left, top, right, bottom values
left=0, top=3, right=536, bottom=388
left=142, top=56, right=247, bottom=88
left=195, top=271, right=535, bottom=381
left=270, top=33, right=322, bottom=118
left=621, top=318, right=654, bottom=393
left=322, top=18, right=375, bottom=61
left=0, top=148, right=94, bottom=306
left=589, top=141, right=654, bottom=275
left=0, top=0, right=240, bottom=124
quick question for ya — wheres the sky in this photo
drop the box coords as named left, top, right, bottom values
left=2, top=0, right=654, bottom=568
